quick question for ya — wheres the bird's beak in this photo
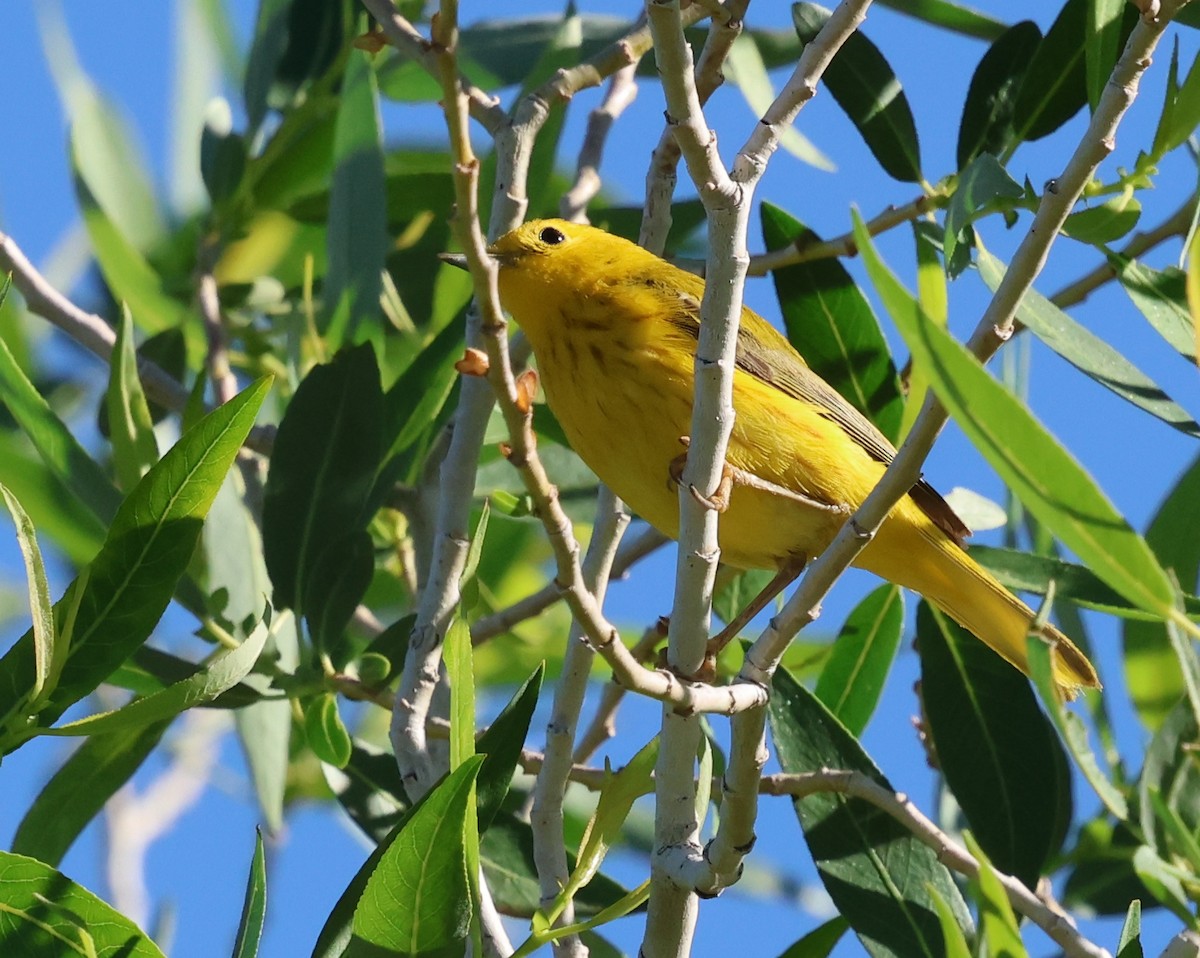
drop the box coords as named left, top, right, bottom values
left=438, top=252, right=470, bottom=271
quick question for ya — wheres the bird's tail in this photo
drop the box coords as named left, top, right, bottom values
left=860, top=519, right=1100, bottom=698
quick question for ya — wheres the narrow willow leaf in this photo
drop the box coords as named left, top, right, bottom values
left=876, top=0, right=1006, bottom=41
left=353, top=756, right=484, bottom=954
left=72, top=163, right=191, bottom=334
left=763, top=202, right=903, bottom=439
left=0, top=333, right=121, bottom=524
left=547, top=736, right=658, bottom=921
left=1117, top=900, right=1144, bottom=958
left=927, top=886, right=972, bottom=958
left=1125, top=454, right=1200, bottom=731
left=0, top=378, right=271, bottom=744
left=383, top=318, right=465, bottom=463
left=106, top=305, right=160, bottom=490
left=200, top=97, right=247, bottom=208
left=11, top=718, right=169, bottom=866
left=963, top=833, right=1025, bottom=958
left=476, top=663, right=544, bottom=832
left=1027, top=639, right=1128, bottom=820
left=39, top=619, right=269, bottom=738
left=792, top=3, right=922, bottom=182
left=1138, top=699, right=1200, bottom=861
left=1189, top=227, right=1200, bottom=365
left=768, top=666, right=972, bottom=958
left=460, top=500, right=491, bottom=614
left=324, top=51, right=386, bottom=349
left=1062, top=194, right=1141, bottom=245
left=242, top=0, right=292, bottom=132
left=1117, top=260, right=1196, bottom=363
left=304, top=691, right=352, bottom=768
left=1010, top=0, right=1088, bottom=146
left=232, top=830, right=267, bottom=958
left=108, top=646, right=262, bottom=708
left=262, top=345, right=383, bottom=620
left=978, top=247, right=1200, bottom=439
left=713, top=568, right=779, bottom=629
left=0, top=485, right=56, bottom=704
left=853, top=211, right=1179, bottom=626
left=957, top=20, right=1041, bottom=168
left=971, top=544, right=1200, bottom=620
left=944, top=154, right=1024, bottom=267
left=0, top=851, right=166, bottom=958
left=445, top=614, right=476, bottom=771
left=1086, top=0, right=1126, bottom=111
left=775, top=917, right=850, bottom=958
left=918, top=603, right=1070, bottom=888
left=902, top=223, right=948, bottom=439
left=520, top=9, right=583, bottom=218
left=1130, top=845, right=1193, bottom=923
left=1148, top=787, right=1200, bottom=873
left=1152, top=41, right=1200, bottom=159
left=814, top=585, right=903, bottom=736
left=725, top=36, right=834, bottom=170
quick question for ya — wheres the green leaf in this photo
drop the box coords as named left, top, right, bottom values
left=1125, top=454, right=1200, bottom=731
left=461, top=500, right=491, bottom=614
left=476, top=663, right=544, bottom=832
left=72, top=164, right=191, bottom=334
left=305, top=691, right=353, bottom=768
left=944, top=154, right=1024, bottom=268
left=1117, top=899, right=1144, bottom=958
left=814, top=585, right=903, bottom=736
left=232, top=830, right=268, bottom=958
left=1138, top=698, right=1200, bottom=862
left=904, top=223, right=948, bottom=439
left=957, top=21, right=1041, bottom=168
left=767, top=665, right=972, bottom=958
left=352, top=756, right=484, bottom=954
left=0, top=850, right=167, bottom=958
left=978, top=246, right=1200, bottom=439
left=971, top=544, right=1200, bottom=621
left=0, top=485, right=57, bottom=706
left=917, top=602, right=1070, bottom=888
left=1062, top=193, right=1141, bottom=245
left=712, top=568, right=778, bottom=631
left=324, top=50, right=387, bottom=349
left=242, top=0, right=293, bottom=132
left=725, top=35, right=834, bottom=171
left=1152, top=40, right=1200, bottom=158
left=963, top=833, right=1026, bottom=958
left=1026, top=639, right=1128, bottom=820
left=262, top=345, right=383, bottom=621
left=382, top=317, right=465, bottom=461
left=762, top=202, right=903, bottom=440
left=1130, top=845, right=1194, bottom=923
left=1086, top=0, right=1126, bottom=111
left=445, top=614, right=476, bottom=772
left=926, top=886, right=972, bottom=958
left=11, top=719, right=169, bottom=867
left=545, top=736, right=658, bottom=923
left=876, top=0, right=1006, bottom=41
left=853, top=210, right=1180, bottom=627
left=0, top=332, right=121, bottom=525
left=201, top=97, right=248, bottom=207
left=775, top=917, right=850, bottom=957
left=792, top=3, right=922, bottom=182
left=106, top=305, right=160, bottom=490
left=0, top=379, right=270, bottom=743
left=1117, top=260, right=1197, bottom=364
left=1010, top=0, right=1088, bottom=146
left=37, top=618, right=269, bottom=739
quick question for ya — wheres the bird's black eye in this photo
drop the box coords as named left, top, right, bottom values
left=539, top=226, right=566, bottom=246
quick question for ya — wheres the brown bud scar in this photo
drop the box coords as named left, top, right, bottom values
left=455, top=348, right=489, bottom=376
left=515, top=369, right=539, bottom=413
left=353, top=31, right=388, bottom=53
left=498, top=442, right=514, bottom=459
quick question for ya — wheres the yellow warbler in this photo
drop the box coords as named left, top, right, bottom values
left=478, top=218, right=1099, bottom=695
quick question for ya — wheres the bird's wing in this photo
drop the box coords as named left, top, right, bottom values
left=665, top=300, right=971, bottom=545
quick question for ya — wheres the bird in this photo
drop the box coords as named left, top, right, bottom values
left=459, top=218, right=1099, bottom=696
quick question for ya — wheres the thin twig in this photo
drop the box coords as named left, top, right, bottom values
left=560, top=66, right=640, bottom=223
left=470, top=526, right=668, bottom=646
left=761, top=771, right=1112, bottom=958
left=530, top=487, right=629, bottom=958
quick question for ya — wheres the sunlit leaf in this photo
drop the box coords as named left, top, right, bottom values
left=956, top=20, right=1041, bottom=168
